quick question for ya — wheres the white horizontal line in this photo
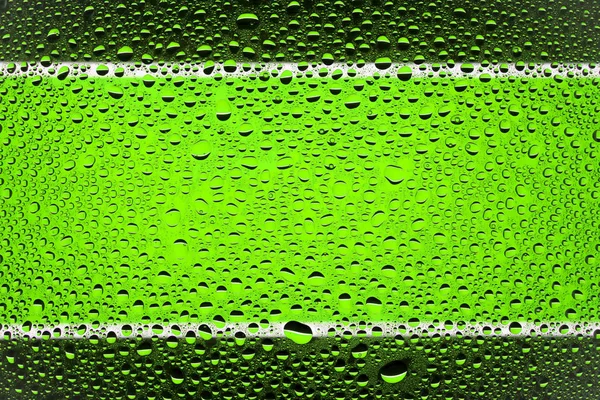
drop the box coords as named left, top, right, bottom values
left=0, top=61, right=597, bottom=78
left=2, top=321, right=596, bottom=340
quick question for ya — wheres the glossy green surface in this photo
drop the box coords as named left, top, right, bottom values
left=1, top=71, right=598, bottom=327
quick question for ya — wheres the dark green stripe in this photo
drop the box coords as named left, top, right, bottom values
left=0, top=335, right=597, bottom=399
left=0, top=0, right=598, bottom=63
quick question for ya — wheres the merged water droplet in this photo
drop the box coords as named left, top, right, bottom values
left=283, top=321, right=313, bottom=345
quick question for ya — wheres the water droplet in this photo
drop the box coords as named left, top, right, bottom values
left=380, top=360, right=408, bottom=384
left=283, top=321, right=313, bottom=345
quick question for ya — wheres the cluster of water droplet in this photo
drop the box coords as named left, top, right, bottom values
left=1, top=0, right=600, bottom=397
left=1, top=63, right=599, bottom=330
left=0, top=0, right=598, bottom=63
left=0, top=331, right=599, bottom=399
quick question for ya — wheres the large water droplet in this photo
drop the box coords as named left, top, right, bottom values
left=379, top=360, right=408, bottom=383
left=283, top=321, right=313, bottom=345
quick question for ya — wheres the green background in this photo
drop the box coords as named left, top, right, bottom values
left=1, top=70, right=598, bottom=328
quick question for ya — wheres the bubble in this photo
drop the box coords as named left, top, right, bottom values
left=107, top=85, right=124, bottom=99
left=332, top=180, right=349, bottom=199
left=215, top=99, right=232, bottom=121
left=236, top=13, right=259, bottom=27
left=283, top=321, right=313, bottom=345
left=344, top=94, right=362, bottom=109
left=136, top=342, right=152, bottom=357
left=190, top=140, right=212, bottom=160
left=164, top=209, right=181, bottom=227
left=169, top=367, right=185, bottom=385
left=117, top=46, right=133, bottom=61
left=384, top=165, right=406, bottom=184
left=379, top=360, right=408, bottom=384
left=397, top=66, right=412, bottom=81
left=509, top=322, right=523, bottom=335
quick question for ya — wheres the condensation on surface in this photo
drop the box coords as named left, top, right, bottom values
left=0, top=332, right=599, bottom=399
left=0, top=0, right=599, bottom=63
left=1, top=66, right=599, bottom=328
left=1, top=0, right=600, bottom=398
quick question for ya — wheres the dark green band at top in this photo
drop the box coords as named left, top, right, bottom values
left=0, top=0, right=599, bottom=64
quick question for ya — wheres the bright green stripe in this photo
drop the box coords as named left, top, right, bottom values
left=0, top=73, right=598, bottom=327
